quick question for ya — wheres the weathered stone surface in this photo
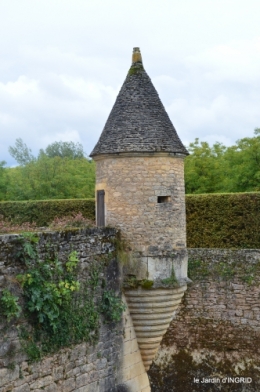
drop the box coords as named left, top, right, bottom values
left=52, top=365, right=63, bottom=381
left=43, top=385, right=57, bottom=392
left=121, top=296, right=150, bottom=391
left=62, top=377, right=75, bottom=392
left=30, top=376, right=53, bottom=389
left=0, top=384, right=15, bottom=392
left=0, top=228, right=150, bottom=391
left=149, top=248, right=260, bottom=392
left=75, top=381, right=98, bottom=392
left=125, top=287, right=186, bottom=371
left=13, top=384, right=30, bottom=392
left=0, top=366, right=19, bottom=384
left=95, top=155, right=186, bottom=257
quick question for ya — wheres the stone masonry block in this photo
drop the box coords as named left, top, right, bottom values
left=75, top=381, right=99, bottom=392
left=13, top=384, right=30, bottom=392
left=30, top=376, right=53, bottom=389
left=0, top=366, right=19, bottom=387
left=41, top=384, right=57, bottom=392
left=61, top=378, right=75, bottom=392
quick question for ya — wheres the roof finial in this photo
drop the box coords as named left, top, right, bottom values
left=132, top=47, right=142, bottom=64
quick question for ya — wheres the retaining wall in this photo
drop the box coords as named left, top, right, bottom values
left=149, top=249, right=260, bottom=392
left=0, top=228, right=149, bottom=392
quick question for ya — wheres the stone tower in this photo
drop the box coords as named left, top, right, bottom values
left=90, top=48, right=189, bottom=372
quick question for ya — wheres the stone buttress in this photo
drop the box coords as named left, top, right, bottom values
left=90, top=48, right=189, bottom=386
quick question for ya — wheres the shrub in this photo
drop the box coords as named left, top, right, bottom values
left=0, top=198, right=95, bottom=227
left=49, top=212, right=95, bottom=230
left=0, top=215, right=37, bottom=234
left=186, top=192, right=260, bottom=248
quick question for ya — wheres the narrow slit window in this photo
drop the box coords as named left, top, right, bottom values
left=97, top=190, right=105, bottom=226
left=157, top=196, right=171, bottom=203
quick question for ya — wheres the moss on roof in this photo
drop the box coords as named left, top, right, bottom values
left=90, top=50, right=188, bottom=157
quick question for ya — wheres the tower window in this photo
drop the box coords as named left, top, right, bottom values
left=157, top=196, right=171, bottom=203
left=97, top=190, right=105, bottom=226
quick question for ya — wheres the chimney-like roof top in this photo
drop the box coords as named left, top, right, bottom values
left=90, top=48, right=188, bottom=157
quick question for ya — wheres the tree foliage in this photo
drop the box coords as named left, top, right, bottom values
left=3, top=139, right=95, bottom=201
left=2, top=131, right=259, bottom=201
left=8, top=138, right=35, bottom=166
left=39, top=141, right=85, bottom=159
left=184, top=129, right=260, bottom=194
left=5, top=157, right=95, bottom=200
left=0, top=161, right=7, bottom=200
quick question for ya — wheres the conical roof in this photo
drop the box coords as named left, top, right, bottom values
left=90, top=48, right=188, bottom=157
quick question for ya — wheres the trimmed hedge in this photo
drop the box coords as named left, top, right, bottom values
left=186, top=193, right=260, bottom=249
left=0, top=199, right=95, bottom=227
left=1, top=193, right=259, bottom=248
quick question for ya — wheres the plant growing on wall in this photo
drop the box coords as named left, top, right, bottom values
left=17, top=254, right=80, bottom=331
left=101, top=289, right=126, bottom=322
left=0, top=231, right=125, bottom=363
left=0, top=289, right=21, bottom=321
left=161, top=268, right=178, bottom=287
left=188, top=256, right=260, bottom=284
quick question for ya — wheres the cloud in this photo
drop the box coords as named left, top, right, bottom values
left=40, top=130, right=81, bottom=146
left=185, top=37, right=260, bottom=83
left=154, top=37, right=260, bottom=147
left=167, top=95, right=230, bottom=128
left=0, top=75, right=38, bottom=97
left=1, top=1, right=260, bottom=166
left=59, top=75, right=117, bottom=107
left=167, top=90, right=260, bottom=147
left=0, top=68, right=119, bottom=163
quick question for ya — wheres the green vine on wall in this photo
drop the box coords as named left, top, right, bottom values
left=0, top=231, right=126, bottom=363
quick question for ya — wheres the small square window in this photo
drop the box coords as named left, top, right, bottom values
left=157, top=196, right=171, bottom=203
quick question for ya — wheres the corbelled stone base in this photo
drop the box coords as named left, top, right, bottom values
left=125, top=285, right=187, bottom=371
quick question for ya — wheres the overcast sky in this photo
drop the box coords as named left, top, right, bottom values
left=1, top=0, right=260, bottom=166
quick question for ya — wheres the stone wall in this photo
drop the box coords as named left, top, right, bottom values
left=149, top=249, right=260, bottom=392
left=95, top=154, right=186, bottom=255
left=0, top=228, right=150, bottom=392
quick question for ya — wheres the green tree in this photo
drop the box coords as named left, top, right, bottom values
left=8, top=138, right=35, bottom=166
left=6, top=139, right=94, bottom=201
left=184, top=129, right=260, bottom=194
left=184, top=139, right=227, bottom=194
left=224, top=128, right=260, bottom=192
left=6, top=156, right=95, bottom=200
left=0, top=161, right=7, bottom=200
left=39, top=141, right=85, bottom=159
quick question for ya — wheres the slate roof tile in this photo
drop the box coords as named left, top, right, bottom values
left=90, top=48, right=188, bottom=157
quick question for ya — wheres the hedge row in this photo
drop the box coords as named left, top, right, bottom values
left=186, top=193, right=260, bottom=249
left=0, top=193, right=259, bottom=248
left=0, top=199, right=95, bottom=227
